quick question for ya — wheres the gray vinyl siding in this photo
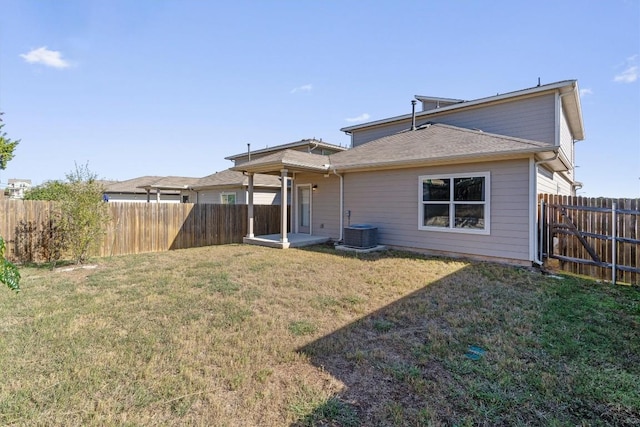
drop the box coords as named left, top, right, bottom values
left=352, top=94, right=557, bottom=147
left=194, top=188, right=280, bottom=205
left=537, top=169, right=573, bottom=196
left=254, top=190, right=280, bottom=205
left=106, top=193, right=181, bottom=203
left=351, top=121, right=411, bottom=147
left=559, top=108, right=574, bottom=181
left=292, top=173, right=341, bottom=238
left=341, top=159, right=532, bottom=261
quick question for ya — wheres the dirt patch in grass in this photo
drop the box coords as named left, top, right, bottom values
left=1, top=245, right=638, bottom=426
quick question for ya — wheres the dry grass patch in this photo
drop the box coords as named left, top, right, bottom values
left=1, top=244, right=638, bottom=426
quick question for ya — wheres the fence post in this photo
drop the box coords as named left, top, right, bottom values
left=612, top=202, right=617, bottom=285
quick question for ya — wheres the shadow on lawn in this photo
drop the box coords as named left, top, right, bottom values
left=292, top=257, right=518, bottom=426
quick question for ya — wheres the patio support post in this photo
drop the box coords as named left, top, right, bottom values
left=156, top=189, right=161, bottom=203
left=247, top=173, right=254, bottom=238
left=146, top=189, right=151, bottom=203
left=280, top=169, right=288, bottom=243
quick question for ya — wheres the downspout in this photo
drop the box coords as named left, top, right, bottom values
left=532, top=151, right=559, bottom=266
left=333, top=168, right=344, bottom=242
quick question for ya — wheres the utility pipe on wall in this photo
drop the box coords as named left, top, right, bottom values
left=532, top=151, right=559, bottom=266
left=333, top=168, right=344, bottom=241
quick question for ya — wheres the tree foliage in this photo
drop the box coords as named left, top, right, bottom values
left=0, top=112, right=20, bottom=291
left=23, top=180, right=69, bottom=201
left=0, top=112, right=20, bottom=170
left=0, top=236, right=21, bottom=292
left=21, top=163, right=110, bottom=265
left=59, top=163, right=110, bottom=264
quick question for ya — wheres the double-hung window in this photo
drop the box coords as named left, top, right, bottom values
left=419, top=172, right=490, bottom=234
left=221, top=192, right=236, bottom=205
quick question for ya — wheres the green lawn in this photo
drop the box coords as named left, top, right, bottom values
left=1, top=245, right=638, bottom=426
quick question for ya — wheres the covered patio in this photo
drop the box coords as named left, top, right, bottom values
left=231, top=149, right=338, bottom=249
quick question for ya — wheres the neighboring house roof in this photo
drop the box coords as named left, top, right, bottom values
left=329, top=123, right=561, bottom=171
left=225, top=138, right=346, bottom=161
left=192, top=169, right=281, bottom=189
left=104, top=176, right=168, bottom=194
left=138, top=176, right=200, bottom=191
left=341, top=80, right=585, bottom=141
left=231, top=149, right=330, bottom=174
left=96, top=180, right=118, bottom=187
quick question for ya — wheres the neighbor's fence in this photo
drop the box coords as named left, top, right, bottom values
left=539, top=194, right=639, bottom=285
left=0, top=200, right=282, bottom=262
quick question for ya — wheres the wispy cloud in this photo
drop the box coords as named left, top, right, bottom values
left=613, top=54, right=638, bottom=83
left=20, top=46, right=70, bottom=69
left=579, top=88, right=593, bottom=96
left=345, top=113, right=370, bottom=123
left=290, top=84, right=313, bottom=94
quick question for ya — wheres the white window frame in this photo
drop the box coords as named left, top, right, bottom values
left=220, top=192, right=237, bottom=205
left=418, top=172, right=490, bottom=235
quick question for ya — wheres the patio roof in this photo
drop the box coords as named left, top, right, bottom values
left=192, top=169, right=281, bottom=190
left=230, top=149, right=330, bottom=174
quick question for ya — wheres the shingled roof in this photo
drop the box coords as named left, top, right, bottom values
left=329, top=123, right=558, bottom=171
left=192, top=169, right=281, bottom=189
left=103, top=176, right=168, bottom=194
left=231, top=149, right=330, bottom=174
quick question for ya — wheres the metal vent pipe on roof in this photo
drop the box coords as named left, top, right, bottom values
left=247, top=143, right=251, bottom=161
left=411, top=99, right=417, bottom=131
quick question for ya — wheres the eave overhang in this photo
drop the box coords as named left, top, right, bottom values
left=331, top=147, right=564, bottom=174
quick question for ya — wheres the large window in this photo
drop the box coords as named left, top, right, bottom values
left=419, top=172, right=490, bottom=234
left=221, top=192, right=236, bottom=205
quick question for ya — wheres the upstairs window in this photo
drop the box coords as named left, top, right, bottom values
left=419, top=172, right=490, bottom=234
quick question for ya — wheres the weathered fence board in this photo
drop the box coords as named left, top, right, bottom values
left=540, top=194, right=639, bottom=285
left=0, top=200, right=282, bottom=262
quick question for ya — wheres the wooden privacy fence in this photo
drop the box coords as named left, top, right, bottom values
left=539, top=194, right=639, bottom=285
left=0, top=200, right=282, bottom=262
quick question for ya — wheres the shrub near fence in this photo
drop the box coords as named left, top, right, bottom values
left=0, top=200, right=282, bottom=262
left=540, top=194, right=639, bottom=285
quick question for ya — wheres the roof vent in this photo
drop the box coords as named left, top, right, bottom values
left=411, top=100, right=417, bottom=131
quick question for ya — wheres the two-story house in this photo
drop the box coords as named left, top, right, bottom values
left=6, top=179, right=32, bottom=199
left=231, top=80, right=585, bottom=265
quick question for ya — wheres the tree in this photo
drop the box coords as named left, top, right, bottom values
left=21, top=164, right=110, bottom=265
left=0, top=112, right=20, bottom=170
left=59, top=163, right=110, bottom=264
left=0, top=112, right=21, bottom=291
left=24, top=180, right=69, bottom=201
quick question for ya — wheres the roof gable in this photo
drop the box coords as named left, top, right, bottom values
left=341, top=80, right=585, bottom=141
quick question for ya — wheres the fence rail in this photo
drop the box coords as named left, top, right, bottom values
left=539, top=194, right=639, bottom=285
left=0, top=200, right=282, bottom=262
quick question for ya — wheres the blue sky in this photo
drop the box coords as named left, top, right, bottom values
left=1, top=0, right=638, bottom=197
